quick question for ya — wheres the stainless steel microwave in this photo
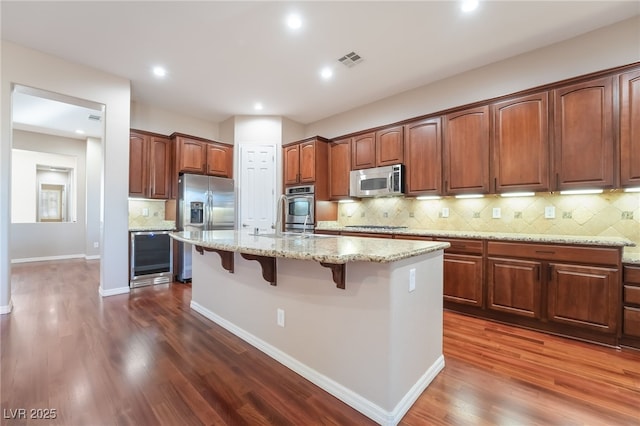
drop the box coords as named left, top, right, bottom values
left=349, top=164, right=405, bottom=198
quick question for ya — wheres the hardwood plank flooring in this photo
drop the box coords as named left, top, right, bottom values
left=2, top=259, right=639, bottom=425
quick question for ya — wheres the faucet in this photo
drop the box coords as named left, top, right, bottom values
left=302, top=214, right=309, bottom=235
left=275, top=194, right=287, bottom=236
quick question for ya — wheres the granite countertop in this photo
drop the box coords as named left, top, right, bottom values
left=317, top=225, right=639, bottom=264
left=129, top=221, right=176, bottom=232
left=170, top=230, right=450, bottom=264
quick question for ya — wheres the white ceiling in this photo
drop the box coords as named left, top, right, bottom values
left=3, top=1, right=639, bottom=137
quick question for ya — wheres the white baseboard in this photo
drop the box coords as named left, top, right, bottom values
left=85, top=255, right=100, bottom=260
left=98, top=285, right=130, bottom=297
left=0, top=299, right=13, bottom=315
left=190, top=301, right=444, bottom=426
left=11, top=253, right=86, bottom=264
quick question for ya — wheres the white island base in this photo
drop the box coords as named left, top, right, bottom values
left=190, top=248, right=444, bottom=425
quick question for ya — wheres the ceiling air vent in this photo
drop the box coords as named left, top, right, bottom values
left=338, top=51, right=363, bottom=68
left=88, top=114, right=102, bottom=121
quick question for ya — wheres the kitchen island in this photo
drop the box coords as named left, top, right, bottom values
left=170, top=230, right=449, bottom=426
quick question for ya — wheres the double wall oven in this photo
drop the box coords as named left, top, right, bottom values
left=285, top=184, right=314, bottom=232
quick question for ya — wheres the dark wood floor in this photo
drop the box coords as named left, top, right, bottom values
left=2, top=259, right=639, bottom=425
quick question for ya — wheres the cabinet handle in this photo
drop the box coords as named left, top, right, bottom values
left=536, top=265, right=541, bottom=282
left=494, top=177, right=497, bottom=191
left=548, top=265, right=553, bottom=281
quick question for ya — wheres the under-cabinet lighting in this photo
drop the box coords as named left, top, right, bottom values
left=338, top=199, right=355, bottom=203
left=500, top=192, right=535, bottom=198
left=623, top=187, right=640, bottom=193
left=455, top=194, right=484, bottom=199
left=416, top=195, right=442, bottom=200
left=559, top=189, right=603, bottom=195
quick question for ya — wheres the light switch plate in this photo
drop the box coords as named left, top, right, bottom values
left=544, top=206, right=555, bottom=219
left=441, top=208, right=450, bottom=218
left=492, top=208, right=501, bottom=219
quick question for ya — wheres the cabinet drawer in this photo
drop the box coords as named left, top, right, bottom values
left=341, top=232, right=393, bottom=239
left=624, top=266, right=640, bottom=284
left=487, top=242, right=619, bottom=266
left=436, top=238, right=483, bottom=255
left=624, top=285, right=640, bottom=305
left=623, top=307, right=640, bottom=337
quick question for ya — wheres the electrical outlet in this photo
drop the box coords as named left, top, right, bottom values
left=93, top=242, right=99, bottom=248
left=544, top=206, right=555, bottom=219
left=492, top=208, right=501, bottom=219
left=142, top=208, right=149, bottom=217
left=383, top=212, right=388, bottom=218
left=441, top=208, right=450, bottom=218
left=409, top=268, right=416, bottom=292
left=277, top=308, right=285, bottom=327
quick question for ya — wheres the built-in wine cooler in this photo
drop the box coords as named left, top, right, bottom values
left=130, top=230, right=173, bottom=288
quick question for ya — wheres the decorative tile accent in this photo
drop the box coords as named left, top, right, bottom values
left=128, top=199, right=175, bottom=230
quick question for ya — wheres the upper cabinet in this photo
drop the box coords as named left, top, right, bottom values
left=329, top=138, right=352, bottom=200
left=620, top=69, right=640, bottom=188
left=351, top=126, right=404, bottom=170
left=282, top=137, right=330, bottom=198
left=404, top=117, right=442, bottom=195
left=351, top=132, right=376, bottom=170
left=129, top=130, right=172, bottom=199
left=173, top=134, right=233, bottom=178
left=553, top=77, right=614, bottom=190
left=443, top=106, right=490, bottom=195
left=492, top=92, right=550, bottom=193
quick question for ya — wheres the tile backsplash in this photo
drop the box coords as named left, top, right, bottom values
left=334, top=191, right=640, bottom=253
left=128, top=199, right=175, bottom=229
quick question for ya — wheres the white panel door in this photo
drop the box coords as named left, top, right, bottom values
left=239, top=144, right=276, bottom=232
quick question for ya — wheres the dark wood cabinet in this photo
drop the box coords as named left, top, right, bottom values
left=443, top=106, right=490, bottom=194
left=620, top=70, right=640, bottom=188
left=487, top=257, right=542, bottom=318
left=548, top=263, right=618, bottom=334
left=620, top=265, right=640, bottom=348
left=553, top=77, right=614, bottom=190
left=404, top=117, right=442, bottom=195
left=351, top=132, right=376, bottom=170
left=436, top=238, right=484, bottom=307
left=329, top=138, right=352, bottom=200
left=492, top=92, right=550, bottom=193
left=376, top=126, right=404, bottom=166
left=282, top=137, right=330, bottom=199
left=206, top=142, right=233, bottom=177
left=129, top=130, right=172, bottom=199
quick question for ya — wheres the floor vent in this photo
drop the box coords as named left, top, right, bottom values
left=338, top=51, right=363, bottom=68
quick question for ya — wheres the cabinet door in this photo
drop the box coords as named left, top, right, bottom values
left=376, top=126, right=404, bottom=166
left=129, top=132, right=148, bottom=197
left=329, top=138, right=351, bottom=199
left=443, top=253, right=483, bottom=307
left=351, top=132, right=376, bottom=170
left=404, top=117, right=442, bottom=195
left=178, top=137, right=206, bottom=174
left=620, top=70, right=640, bottom=187
left=444, top=106, right=490, bottom=194
left=299, top=141, right=316, bottom=183
left=283, top=144, right=300, bottom=185
left=487, top=257, right=542, bottom=318
left=148, top=136, right=172, bottom=199
left=548, top=263, right=618, bottom=333
left=492, top=92, right=549, bottom=192
left=553, top=77, right=614, bottom=190
left=206, top=143, right=232, bottom=177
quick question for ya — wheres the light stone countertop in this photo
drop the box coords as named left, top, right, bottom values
left=170, top=230, right=450, bottom=264
left=317, top=225, right=639, bottom=264
left=129, top=221, right=176, bottom=232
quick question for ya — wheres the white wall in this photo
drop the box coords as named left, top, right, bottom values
left=130, top=100, right=219, bottom=140
left=85, top=137, right=102, bottom=259
left=1, top=40, right=131, bottom=311
left=306, top=16, right=640, bottom=138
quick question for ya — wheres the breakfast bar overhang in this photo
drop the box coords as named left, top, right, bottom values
left=170, top=230, right=450, bottom=426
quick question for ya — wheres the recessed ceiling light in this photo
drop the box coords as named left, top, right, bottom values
left=254, top=102, right=263, bottom=111
left=286, top=13, right=302, bottom=30
left=320, top=67, right=333, bottom=80
left=461, top=0, right=479, bottom=13
left=152, top=66, right=167, bottom=77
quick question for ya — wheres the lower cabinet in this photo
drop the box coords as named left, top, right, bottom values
left=487, top=257, right=541, bottom=318
left=443, top=254, right=483, bottom=307
left=621, top=265, right=640, bottom=349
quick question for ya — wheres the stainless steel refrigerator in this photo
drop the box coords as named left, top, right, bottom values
left=176, top=173, right=235, bottom=282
